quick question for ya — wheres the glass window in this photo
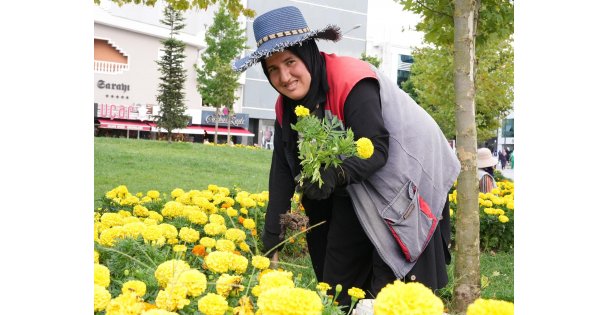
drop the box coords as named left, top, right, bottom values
left=502, top=118, right=514, bottom=137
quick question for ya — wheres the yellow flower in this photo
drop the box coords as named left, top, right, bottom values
left=252, top=255, right=271, bottom=270
left=179, top=227, right=200, bottom=243
left=348, top=287, right=366, bottom=300
left=258, top=270, right=295, bottom=295
left=215, top=274, right=244, bottom=297
left=154, top=259, right=191, bottom=288
left=316, top=282, right=331, bottom=294
left=106, top=291, right=146, bottom=315
left=147, top=190, right=161, bottom=199
left=466, top=298, right=514, bottom=315
left=356, top=137, right=374, bottom=159
left=498, top=215, right=509, bottom=223
left=171, top=188, right=185, bottom=199
left=294, top=105, right=310, bottom=117
left=216, top=239, right=236, bottom=252
left=226, top=207, right=239, bottom=217
left=204, top=222, right=227, bottom=236
left=94, top=250, right=99, bottom=263
left=243, top=218, right=256, bottom=230
left=257, top=287, right=322, bottom=315
left=94, top=263, right=111, bottom=288
left=204, top=251, right=233, bottom=274
left=239, top=241, right=251, bottom=252
left=122, top=280, right=147, bottom=297
left=374, top=281, right=444, bottom=315
left=188, top=211, right=208, bottom=225
left=142, top=310, right=179, bottom=315
left=177, top=269, right=207, bottom=297
left=173, top=244, right=187, bottom=253
left=155, top=283, right=190, bottom=311
left=197, top=293, right=229, bottom=315
left=225, top=228, right=247, bottom=242
left=231, top=254, right=249, bottom=274
left=94, top=284, right=112, bottom=311
left=199, top=237, right=216, bottom=248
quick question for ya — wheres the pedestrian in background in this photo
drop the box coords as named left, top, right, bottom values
left=478, top=147, right=498, bottom=193
left=232, top=6, right=460, bottom=306
left=499, top=149, right=507, bottom=170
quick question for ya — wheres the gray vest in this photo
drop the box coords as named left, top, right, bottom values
left=346, top=66, right=461, bottom=278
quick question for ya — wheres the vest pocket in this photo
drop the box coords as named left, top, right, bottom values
left=380, top=181, right=438, bottom=262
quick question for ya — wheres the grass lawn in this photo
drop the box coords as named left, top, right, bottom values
left=94, top=137, right=514, bottom=307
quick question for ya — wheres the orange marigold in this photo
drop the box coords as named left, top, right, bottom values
left=238, top=216, right=245, bottom=224
left=192, top=245, right=207, bottom=257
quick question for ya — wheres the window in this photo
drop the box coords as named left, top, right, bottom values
left=397, top=54, right=413, bottom=87
left=502, top=118, right=514, bottom=137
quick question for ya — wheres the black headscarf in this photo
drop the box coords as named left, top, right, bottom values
left=261, top=40, right=329, bottom=151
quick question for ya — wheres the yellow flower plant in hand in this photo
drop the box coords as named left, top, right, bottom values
left=291, top=105, right=373, bottom=187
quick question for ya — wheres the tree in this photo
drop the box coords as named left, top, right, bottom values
left=94, top=0, right=255, bottom=18
left=397, top=0, right=513, bottom=312
left=407, top=38, right=513, bottom=140
left=197, top=0, right=246, bottom=144
left=155, top=5, right=190, bottom=143
left=360, top=52, right=381, bottom=68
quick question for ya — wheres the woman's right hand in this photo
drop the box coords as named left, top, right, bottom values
left=271, top=252, right=279, bottom=269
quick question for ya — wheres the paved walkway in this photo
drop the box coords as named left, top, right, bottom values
left=498, top=167, right=514, bottom=181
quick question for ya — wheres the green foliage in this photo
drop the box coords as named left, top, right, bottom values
left=407, top=37, right=513, bottom=140
left=94, top=0, right=255, bottom=18
left=360, top=53, right=381, bottom=68
left=155, top=5, right=190, bottom=142
left=197, top=1, right=247, bottom=111
left=398, top=0, right=513, bottom=48
left=291, top=113, right=357, bottom=187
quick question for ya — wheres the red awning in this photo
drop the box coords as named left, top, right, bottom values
left=189, top=125, right=254, bottom=137
left=98, top=119, right=151, bottom=131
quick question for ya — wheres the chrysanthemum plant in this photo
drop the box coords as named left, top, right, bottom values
left=291, top=105, right=373, bottom=188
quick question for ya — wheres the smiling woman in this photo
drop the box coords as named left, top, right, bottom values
left=264, top=51, right=311, bottom=100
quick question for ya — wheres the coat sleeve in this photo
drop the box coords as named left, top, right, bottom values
left=340, top=78, right=390, bottom=183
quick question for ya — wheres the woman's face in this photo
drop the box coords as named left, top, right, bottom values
left=264, top=50, right=311, bottom=100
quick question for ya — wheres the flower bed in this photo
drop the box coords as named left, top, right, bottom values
left=94, top=184, right=513, bottom=315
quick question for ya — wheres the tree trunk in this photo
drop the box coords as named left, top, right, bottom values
left=227, top=109, right=232, bottom=146
left=214, top=107, right=219, bottom=144
left=453, top=0, right=481, bottom=312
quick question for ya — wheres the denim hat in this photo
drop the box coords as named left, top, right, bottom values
left=232, top=6, right=341, bottom=72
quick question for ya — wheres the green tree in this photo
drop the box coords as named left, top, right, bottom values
left=94, top=0, right=255, bottom=18
left=360, top=52, right=381, bottom=68
left=155, top=5, right=190, bottom=143
left=408, top=38, right=513, bottom=140
left=197, top=0, right=246, bottom=144
left=398, top=0, right=513, bottom=312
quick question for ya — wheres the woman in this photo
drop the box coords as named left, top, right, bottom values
left=477, top=147, right=499, bottom=193
left=232, top=6, right=460, bottom=305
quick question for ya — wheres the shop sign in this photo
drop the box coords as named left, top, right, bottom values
left=201, top=111, right=249, bottom=129
left=96, top=103, right=154, bottom=121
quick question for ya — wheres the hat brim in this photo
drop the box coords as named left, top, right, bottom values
left=478, top=156, right=499, bottom=168
left=232, top=25, right=341, bottom=72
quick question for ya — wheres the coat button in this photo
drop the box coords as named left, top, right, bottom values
left=410, top=275, right=416, bottom=281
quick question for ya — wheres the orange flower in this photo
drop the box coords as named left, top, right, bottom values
left=142, top=302, right=156, bottom=311
left=238, top=216, right=245, bottom=224
left=192, top=245, right=207, bottom=257
left=233, top=250, right=241, bottom=256
left=251, top=230, right=257, bottom=237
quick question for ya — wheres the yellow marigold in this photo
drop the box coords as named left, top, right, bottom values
left=449, top=208, right=454, bottom=217
left=348, top=287, right=366, bottom=300
left=252, top=255, right=271, bottom=270
left=98, top=226, right=125, bottom=247
left=498, top=215, right=510, bottom=223
left=161, top=201, right=185, bottom=218
left=225, top=228, right=247, bottom=242
left=257, top=287, right=322, bottom=315
left=148, top=211, right=164, bottom=223
left=141, top=196, right=152, bottom=203
left=216, top=239, right=236, bottom=252
left=199, top=237, right=216, bottom=248
left=242, top=218, right=256, bottom=230
left=133, top=205, right=150, bottom=217
left=215, top=274, right=244, bottom=297
left=239, top=242, right=251, bottom=252
left=506, top=201, right=514, bottom=210
left=466, top=298, right=514, bottom=315
left=142, top=309, right=179, bottom=315
left=155, top=283, right=190, bottom=311
left=251, top=285, right=262, bottom=297
left=316, top=282, right=331, bottom=293
left=226, top=207, right=239, bottom=217
left=356, top=137, right=374, bottom=159
left=209, top=214, right=226, bottom=225
left=218, top=187, right=231, bottom=196
left=154, top=259, right=191, bottom=288
left=142, top=225, right=164, bottom=243
left=171, top=188, right=185, bottom=199
left=122, top=280, right=147, bottom=297
left=495, top=209, right=505, bottom=216
left=177, top=269, right=207, bottom=297
left=484, top=208, right=495, bottom=215
left=197, top=293, right=229, bottom=315
left=179, top=227, right=200, bottom=243
left=374, top=281, right=444, bottom=315
left=240, top=208, right=248, bottom=215
left=123, top=222, right=146, bottom=238
left=204, top=222, right=227, bottom=236
left=230, top=254, right=249, bottom=274
left=106, top=291, right=145, bottom=315
left=94, top=284, right=112, bottom=311
left=188, top=211, right=208, bottom=225
left=101, top=212, right=124, bottom=227
left=94, top=250, right=99, bottom=263
left=258, top=270, right=294, bottom=295
left=173, top=244, right=187, bottom=253
left=207, top=184, right=219, bottom=192
left=159, top=223, right=178, bottom=239
left=146, top=190, right=161, bottom=199
left=294, top=105, right=310, bottom=117
left=94, top=263, right=111, bottom=288
left=205, top=251, right=233, bottom=274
